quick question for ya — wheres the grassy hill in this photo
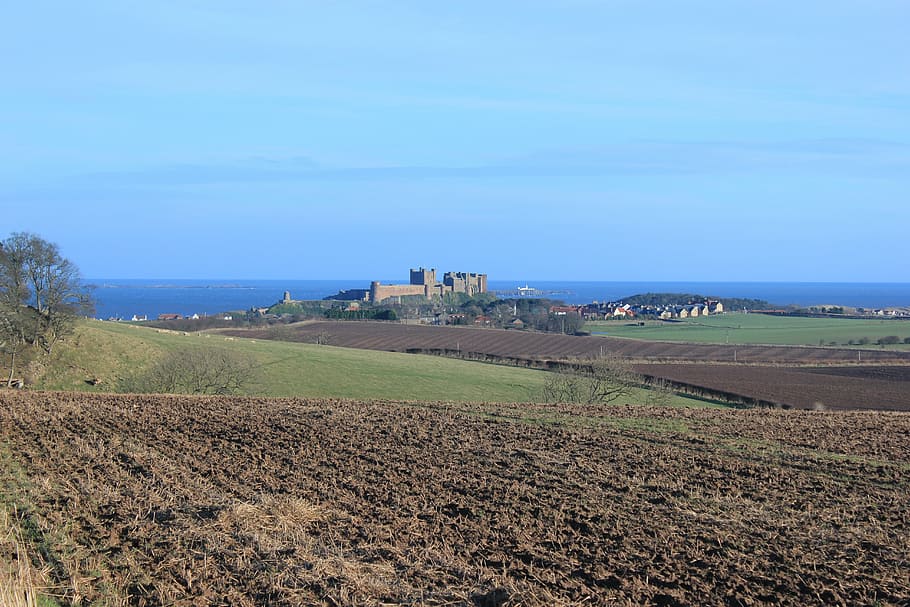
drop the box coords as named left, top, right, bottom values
left=27, top=320, right=711, bottom=406
left=33, top=320, right=545, bottom=402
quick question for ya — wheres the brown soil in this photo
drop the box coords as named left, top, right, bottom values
left=224, top=321, right=910, bottom=411
left=805, top=366, right=910, bottom=382
left=226, top=320, right=910, bottom=364
left=2, top=391, right=908, bottom=606
left=634, top=363, right=910, bottom=411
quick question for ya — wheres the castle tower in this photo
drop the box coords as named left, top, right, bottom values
left=410, top=267, right=436, bottom=286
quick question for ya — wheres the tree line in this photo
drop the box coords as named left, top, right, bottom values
left=619, top=292, right=774, bottom=310
left=0, top=232, right=93, bottom=386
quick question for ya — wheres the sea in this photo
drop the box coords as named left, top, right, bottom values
left=87, top=279, right=910, bottom=321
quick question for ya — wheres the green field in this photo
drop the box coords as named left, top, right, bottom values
left=587, top=312, right=910, bottom=347
left=32, top=321, right=710, bottom=406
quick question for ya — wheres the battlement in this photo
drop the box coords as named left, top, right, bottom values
left=443, top=271, right=487, bottom=297
left=409, top=267, right=437, bottom=286
left=369, top=267, right=487, bottom=303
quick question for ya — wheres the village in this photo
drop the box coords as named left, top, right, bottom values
left=553, top=299, right=724, bottom=321
left=102, top=267, right=907, bottom=327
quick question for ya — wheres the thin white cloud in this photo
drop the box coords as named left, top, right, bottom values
left=18, top=139, right=899, bottom=190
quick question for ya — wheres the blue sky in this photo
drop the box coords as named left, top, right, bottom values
left=2, top=1, right=908, bottom=281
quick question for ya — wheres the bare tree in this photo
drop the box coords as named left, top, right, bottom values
left=0, top=232, right=93, bottom=370
left=0, top=306, right=31, bottom=387
left=1, top=240, right=29, bottom=385
left=124, top=347, right=260, bottom=395
left=541, top=354, right=640, bottom=404
left=644, top=377, right=674, bottom=407
left=547, top=312, right=585, bottom=335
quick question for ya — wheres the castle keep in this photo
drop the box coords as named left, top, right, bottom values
left=369, top=267, right=487, bottom=303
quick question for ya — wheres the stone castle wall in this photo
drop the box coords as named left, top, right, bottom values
left=370, top=267, right=487, bottom=303
left=409, top=267, right=437, bottom=287
left=370, top=281, right=428, bottom=303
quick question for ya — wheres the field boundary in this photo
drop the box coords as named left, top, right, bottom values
left=401, top=348, right=779, bottom=408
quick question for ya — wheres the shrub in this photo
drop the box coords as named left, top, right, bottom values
left=121, top=347, right=260, bottom=395
left=540, top=355, right=639, bottom=404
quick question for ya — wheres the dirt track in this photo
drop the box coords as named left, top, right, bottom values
left=2, top=391, right=909, bottom=606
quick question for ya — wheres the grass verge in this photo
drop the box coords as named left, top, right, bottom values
left=0, top=446, right=59, bottom=607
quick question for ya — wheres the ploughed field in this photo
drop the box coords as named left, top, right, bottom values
left=225, top=321, right=910, bottom=411
left=3, top=391, right=909, bottom=606
left=633, top=363, right=910, bottom=411
left=228, top=321, right=910, bottom=365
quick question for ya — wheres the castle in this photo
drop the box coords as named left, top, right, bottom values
left=369, top=267, right=487, bottom=303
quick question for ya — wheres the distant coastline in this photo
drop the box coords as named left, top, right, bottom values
left=87, top=279, right=910, bottom=321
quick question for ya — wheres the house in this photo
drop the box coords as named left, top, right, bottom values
left=130, top=314, right=148, bottom=322
left=473, top=315, right=493, bottom=326
left=582, top=304, right=603, bottom=319
left=157, top=313, right=183, bottom=321
left=549, top=305, right=583, bottom=316
left=612, top=305, right=634, bottom=318
left=507, top=318, right=525, bottom=329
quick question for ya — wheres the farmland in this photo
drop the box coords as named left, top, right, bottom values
left=30, top=321, right=713, bottom=408
left=34, top=321, right=551, bottom=403
left=633, top=363, right=910, bottom=411
left=2, top=391, right=909, bottom=606
left=221, top=320, right=910, bottom=410
left=587, top=313, right=910, bottom=348
left=223, top=320, right=910, bottom=365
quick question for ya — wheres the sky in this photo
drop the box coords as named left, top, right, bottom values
left=2, top=1, right=909, bottom=282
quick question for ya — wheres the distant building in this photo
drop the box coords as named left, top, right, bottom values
left=550, top=305, right=584, bottom=316
left=612, top=306, right=634, bottom=318
left=369, top=267, right=488, bottom=303
left=328, top=288, right=371, bottom=302
left=157, top=313, right=183, bottom=321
